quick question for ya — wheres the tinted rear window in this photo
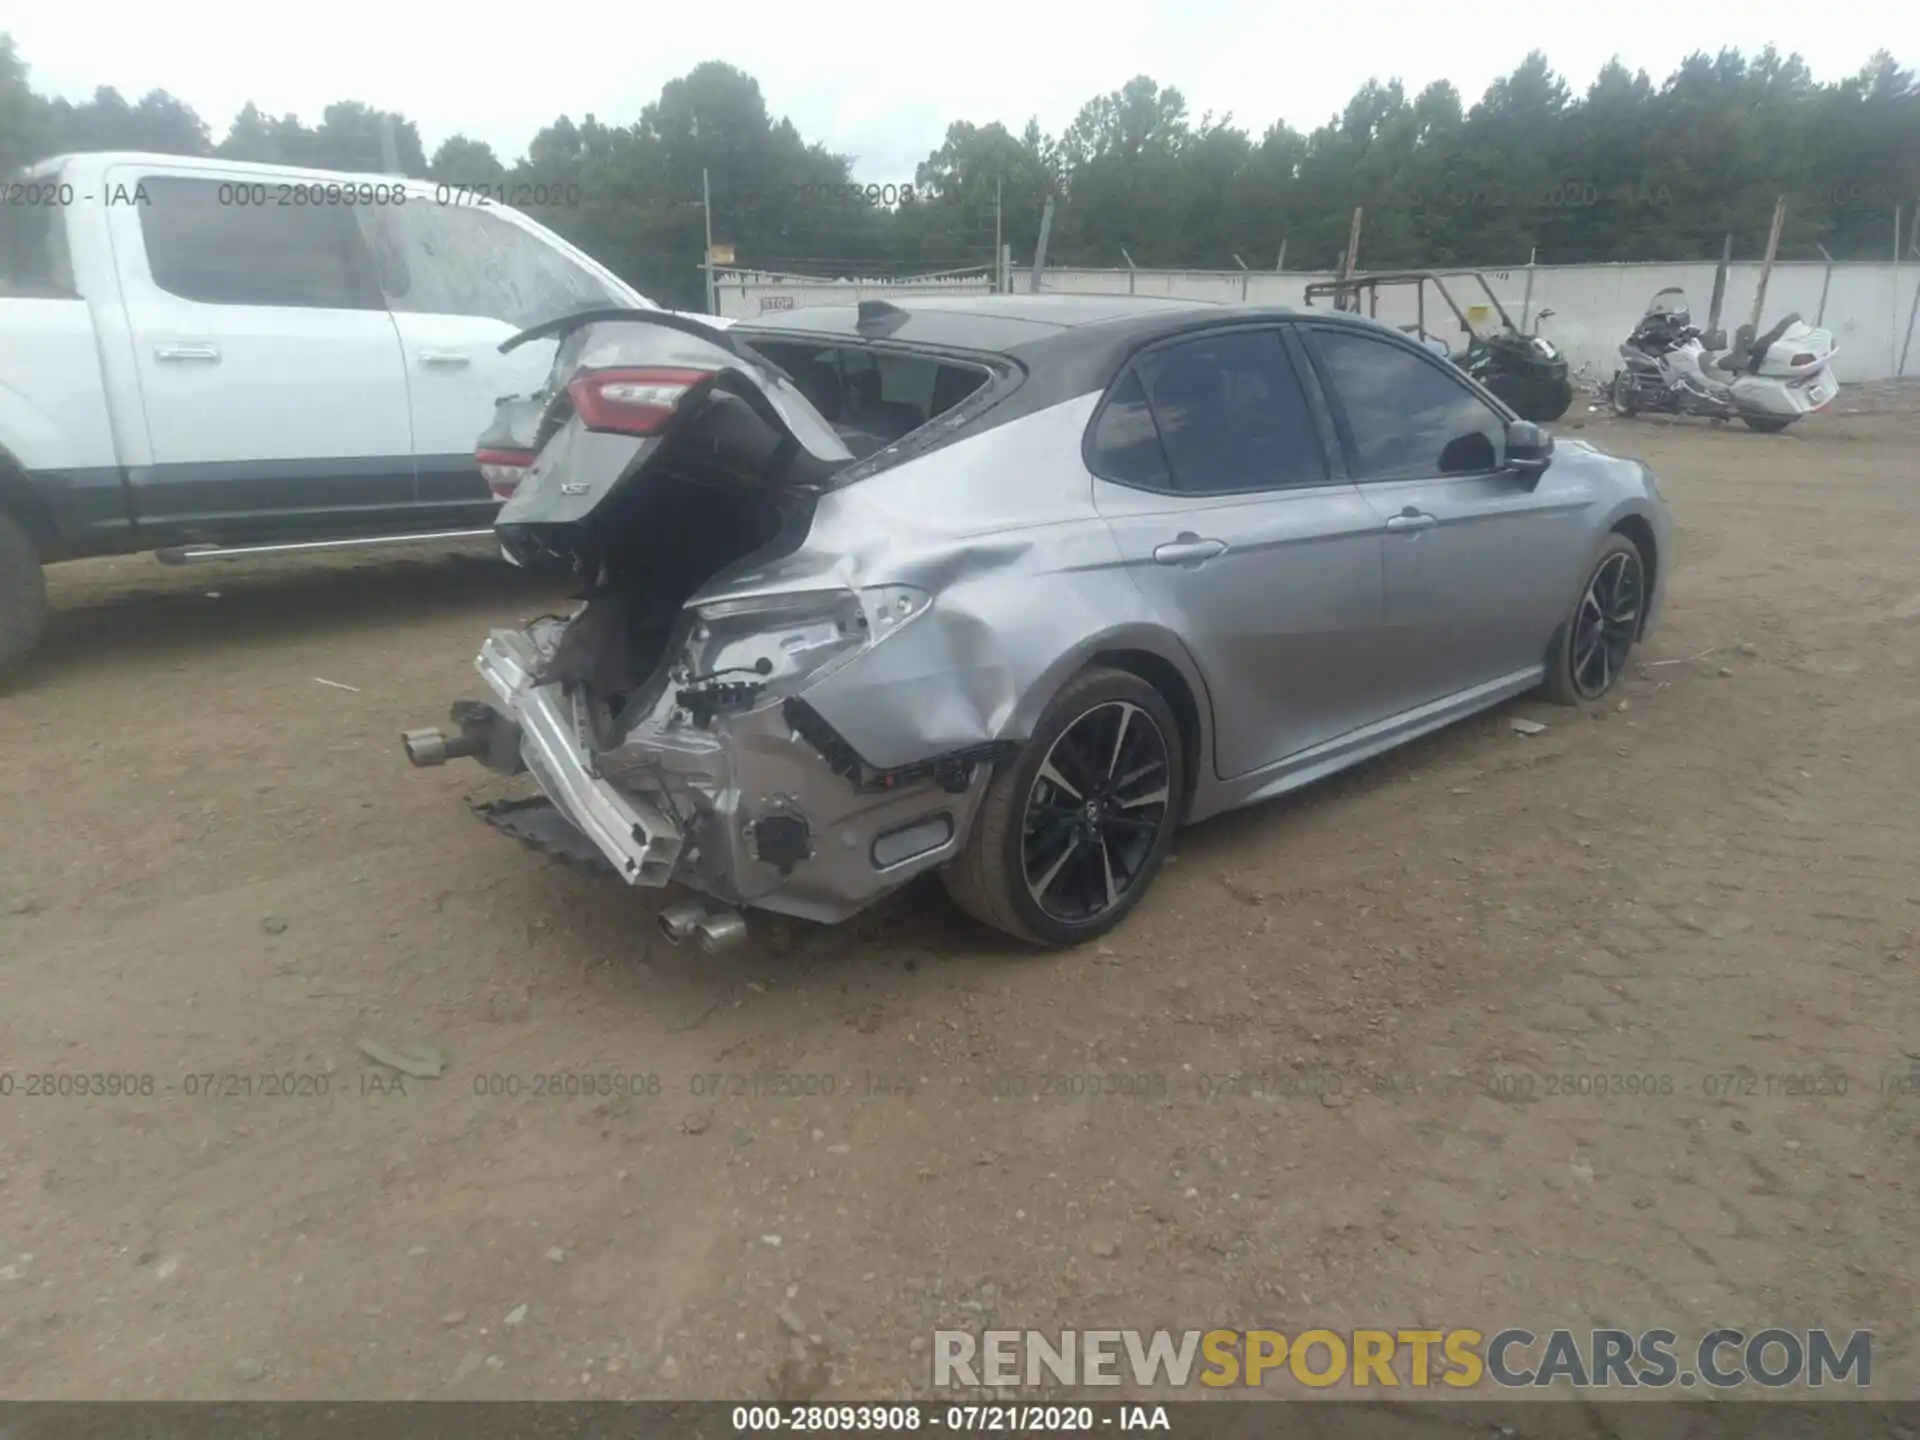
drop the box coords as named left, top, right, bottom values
left=745, top=338, right=990, bottom=446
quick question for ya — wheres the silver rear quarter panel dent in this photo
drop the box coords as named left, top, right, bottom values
left=700, top=394, right=1204, bottom=772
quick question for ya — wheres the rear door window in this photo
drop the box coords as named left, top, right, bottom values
left=1092, top=327, right=1328, bottom=494
left=1088, top=370, right=1173, bottom=488
left=136, top=176, right=375, bottom=309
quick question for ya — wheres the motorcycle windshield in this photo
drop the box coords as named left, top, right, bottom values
left=1645, top=287, right=1690, bottom=319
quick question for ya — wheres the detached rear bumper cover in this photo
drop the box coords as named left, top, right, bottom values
left=475, top=629, right=684, bottom=886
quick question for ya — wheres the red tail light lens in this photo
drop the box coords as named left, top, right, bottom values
left=566, top=367, right=715, bottom=436
left=476, top=447, right=533, bottom=501
left=1789, top=353, right=1816, bottom=368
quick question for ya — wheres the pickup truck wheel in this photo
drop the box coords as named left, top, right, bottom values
left=0, top=511, right=48, bottom=682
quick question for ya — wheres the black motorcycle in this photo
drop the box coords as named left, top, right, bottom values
left=1302, top=270, right=1574, bottom=423
left=1458, top=315, right=1575, bottom=425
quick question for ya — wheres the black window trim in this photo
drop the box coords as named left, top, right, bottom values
left=1082, top=320, right=1345, bottom=499
left=1296, top=321, right=1515, bottom=485
left=136, top=172, right=387, bottom=312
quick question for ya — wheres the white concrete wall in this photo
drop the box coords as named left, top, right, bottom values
left=1035, top=262, right=1920, bottom=383
left=713, top=269, right=993, bottom=320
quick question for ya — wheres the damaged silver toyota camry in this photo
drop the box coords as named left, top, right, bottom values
left=403, top=294, right=1672, bottom=950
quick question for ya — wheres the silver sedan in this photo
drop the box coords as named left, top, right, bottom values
left=404, top=295, right=1671, bottom=950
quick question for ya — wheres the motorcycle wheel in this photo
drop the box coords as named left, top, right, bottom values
left=1610, top=371, right=1638, bottom=417
left=1742, top=415, right=1794, bottom=434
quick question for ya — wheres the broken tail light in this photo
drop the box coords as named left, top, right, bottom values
left=566, top=367, right=716, bottom=437
left=1788, top=353, right=1817, bottom=368
left=476, top=448, right=533, bottom=501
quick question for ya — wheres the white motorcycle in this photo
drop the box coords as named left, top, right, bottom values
left=1610, top=287, right=1838, bottom=433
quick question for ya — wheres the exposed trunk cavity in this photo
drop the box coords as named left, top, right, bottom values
left=503, top=328, right=995, bottom=746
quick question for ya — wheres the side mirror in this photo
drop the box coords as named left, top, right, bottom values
left=1507, top=420, right=1554, bottom=486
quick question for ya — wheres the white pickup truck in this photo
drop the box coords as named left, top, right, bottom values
left=0, top=151, right=656, bottom=678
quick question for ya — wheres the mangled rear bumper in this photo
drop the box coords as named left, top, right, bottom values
left=459, top=627, right=995, bottom=925
left=474, top=629, right=685, bottom=887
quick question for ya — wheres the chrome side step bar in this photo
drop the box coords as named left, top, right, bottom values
left=155, top=530, right=495, bottom=565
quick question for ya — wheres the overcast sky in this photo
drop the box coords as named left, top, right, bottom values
left=7, top=0, right=1910, bottom=183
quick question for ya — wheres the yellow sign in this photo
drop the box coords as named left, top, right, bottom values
left=707, top=244, right=735, bottom=265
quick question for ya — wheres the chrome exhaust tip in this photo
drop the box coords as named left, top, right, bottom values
left=693, top=910, right=749, bottom=956
left=657, top=900, right=709, bottom=947
left=402, top=727, right=452, bottom=767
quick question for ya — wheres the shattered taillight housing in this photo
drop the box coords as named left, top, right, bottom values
left=670, top=586, right=932, bottom=719
left=476, top=448, right=533, bottom=501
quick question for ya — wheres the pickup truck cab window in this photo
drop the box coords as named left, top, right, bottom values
left=137, top=176, right=378, bottom=310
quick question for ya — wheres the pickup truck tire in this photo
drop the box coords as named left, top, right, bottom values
left=0, top=510, right=48, bottom=682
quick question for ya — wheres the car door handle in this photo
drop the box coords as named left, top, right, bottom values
left=1385, top=509, right=1437, bottom=533
left=1152, top=535, right=1228, bottom=566
left=154, top=343, right=220, bottom=362
left=418, top=350, right=471, bottom=368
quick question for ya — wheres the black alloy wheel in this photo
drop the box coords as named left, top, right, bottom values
left=1020, top=699, right=1173, bottom=924
left=1570, top=546, right=1643, bottom=701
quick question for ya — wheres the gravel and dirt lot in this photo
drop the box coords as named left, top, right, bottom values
left=1, top=399, right=1916, bottom=1402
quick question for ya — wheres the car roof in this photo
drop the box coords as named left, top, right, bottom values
left=736, top=293, right=1335, bottom=360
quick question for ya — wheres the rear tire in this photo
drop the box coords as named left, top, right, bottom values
left=1539, top=533, right=1646, bottom=707
left=942, top=666, right=1184, bottom=948
left=1741, top=414, right=1794, bottom=433
left=0, top=511, right=48, bottom=685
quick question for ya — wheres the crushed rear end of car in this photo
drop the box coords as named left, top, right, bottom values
left=402, top=308, right=1012, bottom=948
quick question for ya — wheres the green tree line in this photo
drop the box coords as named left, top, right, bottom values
left=4, top=35, right=1915, bottom=310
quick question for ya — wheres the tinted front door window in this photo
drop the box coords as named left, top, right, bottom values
left=1312, top=329, right=1505, bottom=479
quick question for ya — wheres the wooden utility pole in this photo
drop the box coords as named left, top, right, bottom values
left=1338, top=207, right=1364, bottom=311
left=1897, top=262, right=1920, bottom=377
left=1706, top=233, right=1733, bottom=336
left=1893, top=207, right=1903, bottom=375
left=1029, top=195, right=1055, bottom=293
left=1746, top=195, right=1787, bottom=340
left=702, top=168, right=717, bottom=316
left=1814, top=243, right=1836, bottom=328
left=993, top=178, right=1003, bottom=292
left=379, top=115, right=401, bottom=174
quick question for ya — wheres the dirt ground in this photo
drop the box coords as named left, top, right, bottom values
left=1, top=399, right=1916, bottom=1403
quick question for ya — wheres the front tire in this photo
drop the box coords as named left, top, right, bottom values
left=942, top=666, right=1184, bottom=947
left=1610, top=371, right=1638, bottom=417
left=1539, top=534, right=1646, bottom=707
left=0, top=510, right=48, bottom=685
left=1741, top=414, right=1794, bottom=433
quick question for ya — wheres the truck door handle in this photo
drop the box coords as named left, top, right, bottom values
left=1385, top=508, right=1437, bottom=533
left=418, top=350, right=471, bottom=368
left=1152, top=534, right=1228, bottom=566
left=154, top=343, right=220, bottom=362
